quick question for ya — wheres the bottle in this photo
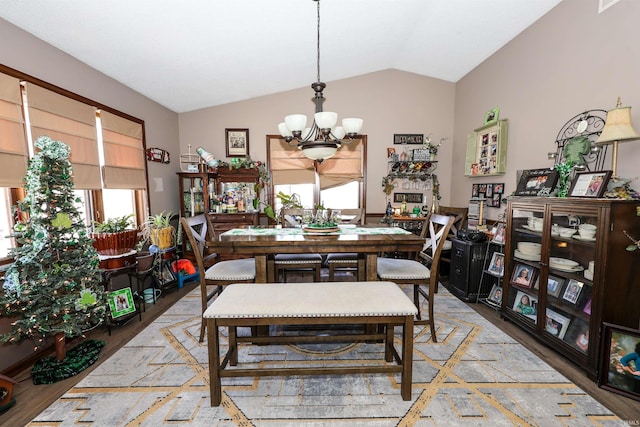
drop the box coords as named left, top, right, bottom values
left=196, top=147, right=219, bottom=168
left=386, top=201, right=392, bottom=217
left=400, top=195, right=407, bottom=215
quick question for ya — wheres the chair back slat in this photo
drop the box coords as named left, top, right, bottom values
left=437, top=206, right=467, bottom=236
left=417, top=213, right=455, bottom=276
left=181, top=215, right=213, bottom=276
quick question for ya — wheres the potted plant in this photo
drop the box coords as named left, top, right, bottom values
left=141, top=211, right=176, bottom=250
left=91, top=214, right=138, bottom=255
left=264, top=192, right=302, bottom=227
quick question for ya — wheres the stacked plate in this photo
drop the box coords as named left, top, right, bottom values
left=549, top=257, right=583, bottom=272
left=514, top=249, right=541, bottom=261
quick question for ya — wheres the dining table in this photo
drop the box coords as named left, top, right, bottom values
left=214, top=225, right=425, bottom=282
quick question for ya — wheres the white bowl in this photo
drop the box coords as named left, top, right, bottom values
left=517, top=241, right=541, bottom=255
left=578, top=229, right=596, bottom=239
left=558, top=227, right=577, bottom=238
left=579, top=223, right=597, bottom=231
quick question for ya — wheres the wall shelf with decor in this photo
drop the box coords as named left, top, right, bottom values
left=465, top=119, right=508, bottom=177
left=502, top=197, right=639, bottom=380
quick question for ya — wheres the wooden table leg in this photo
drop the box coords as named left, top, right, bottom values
left=207, top=319, right=222, bottom=406
left=255, top=255, right=267, bottom=283
left=229, top=326, right=238, bottom=366
left=365, top=253, right=378, bottom=281
left=385, top=323, right=393, bottom=362
left=401, top=315, right=413, bottom=401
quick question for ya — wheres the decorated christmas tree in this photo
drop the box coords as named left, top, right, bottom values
left=1, top=136, right=107, bottom=376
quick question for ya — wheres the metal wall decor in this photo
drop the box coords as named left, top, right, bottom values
left=549, top=109, right=608, bottom=171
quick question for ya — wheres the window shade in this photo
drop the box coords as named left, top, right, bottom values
left=317, top=138, right=364, bottom=190
left=26, top=83, right=101, bottom=189
left=0, top=73, right=28, bottom=187
left=267, top=136, right=316, bottom=185
left=100, top=110, right=146, bottom=189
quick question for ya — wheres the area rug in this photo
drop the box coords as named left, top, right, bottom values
left=29, top=287, right=624, bottom=426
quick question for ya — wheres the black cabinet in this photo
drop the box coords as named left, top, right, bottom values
left=445, top=238, right=488, bottom=302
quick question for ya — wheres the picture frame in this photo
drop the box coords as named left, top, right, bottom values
left=386, top=147, right=396, bottom=158
left=545, top=308, right=571, bottom=339
left=562, top=279, right=584, bottom=305
left=225, top=128, right=249, bottom=157
left=545, top=274, right=566, bottom=298
left=393, top=192, right=423, bottom=204
left=487, top=285, right=503, bottom=306
left=471, top=182, right=505, bottom=208
left=484, top=107, right=500, bottom=125
left=564, top=317, right=590, bottom=353
left=465, top=119, right=508, bottom=177
left=512, top=290, right=537, bottom=322
left=568, top=170, right=612, bottom=198
left=492, top=223, right=506, bottom=244
left=515, top=168, right=559, bottom=196
left=510, top=263, right=536, bottom=288
left=108, top=287, right=136, bottom=319
left=487, top=252, right=505, bottom=276
left=599, top=323, right=640, bottom=402
left=393, top=134, right=423, bottom=145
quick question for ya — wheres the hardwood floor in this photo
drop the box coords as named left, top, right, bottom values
left=2, top=273, right=639, bottom=425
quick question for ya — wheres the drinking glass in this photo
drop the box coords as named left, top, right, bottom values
left=315, top=209, right=328, bottom=226
left=330, top=209, right=342, bottom=224
left=302, top=209, right=314, bottom=225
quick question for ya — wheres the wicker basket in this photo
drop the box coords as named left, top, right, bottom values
left=91, top=229, right=139, bottom=256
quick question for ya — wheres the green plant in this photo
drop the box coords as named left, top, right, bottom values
left=93, top=214, right=134, bottom=233
left=264, top=192, right=302, bottom=225
left=140, top=211, right=175, bottom=243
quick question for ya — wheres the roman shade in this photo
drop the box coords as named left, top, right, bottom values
left=100, top=110, right=146, bottom=189
left=26, top=83, right=101, bottom=189
left=0, top=73, right=28, bottom=187
left=267, top=136, right=315, bottom=185
left=316, top=138, right=363, bottom=189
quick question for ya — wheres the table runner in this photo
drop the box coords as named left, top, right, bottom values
left=221, top=226, right=413, bottom=236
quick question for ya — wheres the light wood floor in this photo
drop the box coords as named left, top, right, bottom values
left=2, top=273, right=639, bottom=425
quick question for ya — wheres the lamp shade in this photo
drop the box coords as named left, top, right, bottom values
left=315, top=112, right=338, bottom=129
left=300, top=142, right=338, bottom=161
left=342, top=118, right=364, bottom=135
left=595, top=105, right=640, bottom=145
left=284, top=114, right=307, bottom=133
left=278, top=122, right=292, bottom=138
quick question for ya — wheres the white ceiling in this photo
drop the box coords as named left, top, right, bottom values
left=0, top=0, right=562, bottom=113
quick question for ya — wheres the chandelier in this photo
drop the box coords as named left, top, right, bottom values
left=277, top=0, right=363, bottom=162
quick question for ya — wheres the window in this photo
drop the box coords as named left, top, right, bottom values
left=0, top=66, right=149, bottom=262
left=267, top=135, right=366, bottom=212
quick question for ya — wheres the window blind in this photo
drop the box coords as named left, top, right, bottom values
left=317, top=138, right=364, bottom=189
left=26, top=83, right=101, bottom=189
left=99, top=110, right=146, bottom=189
left=0, top=73, right=28, bottom=187
left=267, top=136, right=316, bottom=185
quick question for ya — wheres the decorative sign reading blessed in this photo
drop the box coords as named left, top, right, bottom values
left=393, top=134, right=424, bottom=145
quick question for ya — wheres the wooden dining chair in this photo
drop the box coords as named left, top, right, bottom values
left=274, top=208, right=323, bottom=282
left=436, top=206, right=468, bottom=277
left=325, top=208, right=364, bottom=281
left=377, top=213, right=454, bottom=342
left=181, top=215, right=255, bottom=342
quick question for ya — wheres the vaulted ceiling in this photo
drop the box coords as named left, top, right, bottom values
left=0, top=0, right=562, bottom=113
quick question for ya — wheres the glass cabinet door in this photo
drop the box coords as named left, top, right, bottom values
left=544, top=209, right=596, bottom=355
left=180, top=173, right=216, bottom=217
left=506, top=207, right=544, bottom=327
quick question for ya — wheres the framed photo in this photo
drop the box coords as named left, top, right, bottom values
left=487, top=285, right=503, bottom=306
left=225, top=128, right=249, bottom=157
left=108, top=288, right=136, bottom=319
left=386, top=147, right=396, bottom=158
left=484, top=107, right=500, bottom=125
left=512, top=290, right=537, bottom=322
left=546, top=274, right=566, bottom=298
left=487, top=252, right=505, bottom=276
left=568, top=170, right=612, bottom=198
left=393, top=134, right=423, bottom=145
left=492, top=223, right=506, bottom=244
left=545, top=308, right=571, bottom=339
left=562, top=279, right=584, bottom=305
left=515, top=168, right=559, bottom=196
left=599, top=323, right=640, bottom=402
left=564, top=318, right=590, bottom=353
left=510, top=263, right=536, bottom=288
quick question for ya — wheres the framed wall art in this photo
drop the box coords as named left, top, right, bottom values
left=568, top=170, right=612, bottom=198
left=225, top=128, right=249, bottom=157
left=515, top=168, right=559, bottom=196
left=484, top=107, right=500, bottom=125
left=599, top=323, right=640, bottom=402
left=472, top=182, right=504, bottom=207
left=393, top=134, right=423, bottom=145
left=108, top=288, right=136, bottom=319
left=465, top=119, right=508, bottom=177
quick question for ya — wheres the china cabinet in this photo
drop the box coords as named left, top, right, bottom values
left=502, top=197, right=639, bottom=379
left=177, top=169, right=259, bottom=256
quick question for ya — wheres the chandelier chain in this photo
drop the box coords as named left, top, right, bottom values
left=316, top=0, right=321, bottom=83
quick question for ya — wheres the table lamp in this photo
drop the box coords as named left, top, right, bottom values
left=595, top=97, right=640, bottom=179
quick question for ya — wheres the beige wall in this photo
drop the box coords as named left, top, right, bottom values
left=0, top=18, right=181, bottom=215
left=453, top=0, right=640, bottom=218
left=179, top=70, right=456, bottom=213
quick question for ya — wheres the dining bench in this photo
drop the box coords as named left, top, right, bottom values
left=203, top=281, right=417, bottom=406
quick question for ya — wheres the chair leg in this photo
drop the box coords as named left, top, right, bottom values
left=328, top=264, right=335, bottom=281
left=413, top=285, right=422, bottom=320
left=314, top=265, right=321, bottom=282
left=199, top=317, right=206, bottom=342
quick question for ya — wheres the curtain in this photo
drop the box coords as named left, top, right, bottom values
left=317, top=138, right=364, bottom=189
left=0, top=73, right=28, bottom=187
left=100, top=110, right=146, bottom=189
left=26, top=83, right=101, bottom=189
left=267, top=136, right=315, bottom=185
